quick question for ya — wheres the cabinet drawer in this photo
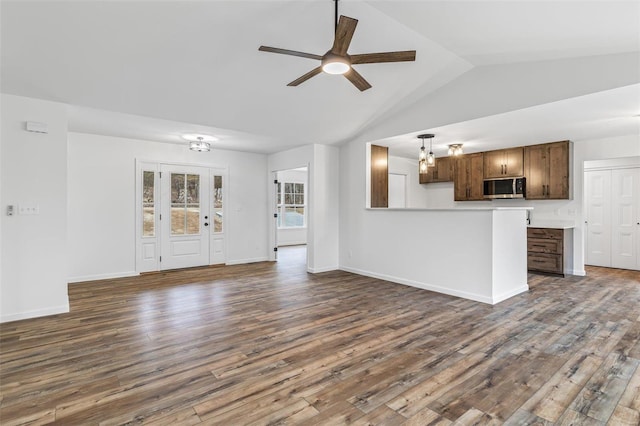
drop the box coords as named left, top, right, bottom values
left=527, top=238, right=562, bottom=254
left=528, top=253, right=562, bottom=273
left=527, top=227, right=563, bottom=240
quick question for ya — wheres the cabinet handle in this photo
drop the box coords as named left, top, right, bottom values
left=546, top=185, right=550, bottom=196
left=505, top=164, right=507, bottom=175
left=501, top=164, right=504, bottom=174
left=542, top=185, right=546, bottom=196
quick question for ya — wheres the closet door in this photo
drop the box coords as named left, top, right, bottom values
left=585, top=170, right=611, bottom=267
left=611, top=168, right=640, bottom=270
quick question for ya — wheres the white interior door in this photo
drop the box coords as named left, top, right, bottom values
left=585, top=170, right=611, bottom=267
left=388, top=173, right=407, bottom=208
left=160, top=165, right=210, bottom=270
left=611, top=168, right=639, bottom=270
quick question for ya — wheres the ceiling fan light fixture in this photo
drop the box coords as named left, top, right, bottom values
left=183, top=134, right=217, bottom=152
left=448, top=144, right=464, bottom=156
left=321, top=54, right=351, bottom=75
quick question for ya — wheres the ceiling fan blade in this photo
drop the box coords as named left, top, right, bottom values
left=287, top=66, right=323, bottom=87
left=331, top=16, right=358, bottom=56
left=351, top=51, right=417, bottom=64
left=344, top=68, right=372, bottom=92
left=259, top=46, right=322, bottom=61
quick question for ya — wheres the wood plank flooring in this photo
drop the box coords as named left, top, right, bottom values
left=1, top=246, right=639, bottom=425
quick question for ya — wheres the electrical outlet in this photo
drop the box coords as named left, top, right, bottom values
left=18, top=204, right=39, bottom=215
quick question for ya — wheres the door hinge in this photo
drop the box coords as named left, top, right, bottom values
left=159, top=214, right=162, bottom=220
left=159, top=171, right=162, bottom=178
left=273, top=247, right=278, bottom=252
left=159, top=256, right=162, bottom=262
left=274, top=179, right=278, bottom=184
left=273, top=213, right=278, bottom=218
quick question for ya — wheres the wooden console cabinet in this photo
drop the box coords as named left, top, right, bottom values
left=527, top=227, right=565, bottom=276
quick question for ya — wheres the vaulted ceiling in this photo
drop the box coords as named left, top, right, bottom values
left=2, top=1, right=639, bottom=155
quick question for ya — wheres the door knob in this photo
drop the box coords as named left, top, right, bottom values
left=204, top=215, right=209, bottom=219
left=204, top=223, right=209, bottom=226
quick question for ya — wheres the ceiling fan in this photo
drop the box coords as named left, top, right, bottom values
left=258, top=0, right=416, bottom=92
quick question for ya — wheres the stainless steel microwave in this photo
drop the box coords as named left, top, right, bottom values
left=483, top=177, right=526, bottom=199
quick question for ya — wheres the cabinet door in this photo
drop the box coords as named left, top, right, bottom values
left=434, top=157, right=453, bottom=182
left=524, top=144, right=547, bottom=199
left=370, top=145, right=388, bottom=208
left=454, top=156, right=469, bottom=201
left=469, top=153, right=485, bottom=200
left=504, top=147, right=524, bottom=177
left=547, top=141, right=570, bottom=199
left=483, top=150, right=504, bottom=179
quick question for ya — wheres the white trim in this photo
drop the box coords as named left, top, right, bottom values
left=570, top=269, right=587, bottom=276
left=491, top=285, right=529, bottom=304
left=307, top=265, right=338, bottom=273
left=68, top=271, right=140, bottom=283
left=340, top=266, right=495, bottom=305
left=226, top=256, right=269, bottom=265
left=584, top=156, right=640, bottom=171
left=1, top=304, right=70, bottom=323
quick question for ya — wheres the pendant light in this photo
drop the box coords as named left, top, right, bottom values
left=418, top=134, right=435, bottom=172
left=448, top=144, right=464, bottom=156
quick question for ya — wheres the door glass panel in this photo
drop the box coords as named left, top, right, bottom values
left=170, top=173, right=201, bottom=235
left=213, top=175, right=223, bottom=233
left=142, top=171, right=155, bottom=237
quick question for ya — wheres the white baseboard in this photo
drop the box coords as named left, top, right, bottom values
left=226, top=256, right=269, bottom=266
left=339, top=266, right=495, bottom=305
left=307, top=265, right=338, bottom=273
left=492, top=285, right=529, bottom=304
left=569, top=269, right=587, bottom=276
left=68, top=271, right=139, bottom=283
left=1, top=304, right=70, bottom=323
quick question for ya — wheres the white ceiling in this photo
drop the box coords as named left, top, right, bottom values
left=1, top=1, right=639, bottom=154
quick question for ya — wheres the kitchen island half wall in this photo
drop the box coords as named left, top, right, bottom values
left=340, top=207, right=530, bottom=304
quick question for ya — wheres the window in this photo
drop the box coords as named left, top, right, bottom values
left=277, top=182, right=305, bottom=228
left=170, top=173, right=200, bottom=235
left=142, top=171, right=155, bottom=237
left=213, top=175, right=223, bottom=233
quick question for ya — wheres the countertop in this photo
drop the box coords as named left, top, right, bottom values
left=528, top=220, right=576, bottom=229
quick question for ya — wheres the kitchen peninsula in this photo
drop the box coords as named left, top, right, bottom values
left=346, top=207, right=531, bottom=305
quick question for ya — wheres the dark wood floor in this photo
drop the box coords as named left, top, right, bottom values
left=1, top=246, right=639, bottom=425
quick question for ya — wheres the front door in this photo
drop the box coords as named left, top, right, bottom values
left=160, top=165, right=210, bottom=270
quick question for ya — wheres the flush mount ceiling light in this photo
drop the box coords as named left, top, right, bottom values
left=418, top=134, right=435, bottom=172
left=448, top=144, right=464, bottom=156
left=183, top=134, right=217, bottom=152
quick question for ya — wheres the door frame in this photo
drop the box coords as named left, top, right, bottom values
left=135, top=159, right=228, bottom=273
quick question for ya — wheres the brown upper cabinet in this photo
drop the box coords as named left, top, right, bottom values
left=483, top=147, right=524, bottom=179
left=454, top=153, right=484, bottom=201
left=524, top=141, right=570, bottom=200
left=419, top=157, right=454, bottom=184
left=370, top=144, right=389, bottom=207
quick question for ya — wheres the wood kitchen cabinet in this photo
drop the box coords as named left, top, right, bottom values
left=483, top=147, right=524, bottom=179
left=524, top=140, right=570, bottom=199
left=454, top=153, right=484, bottom=201
left=419, top=157, right=453, bottom=184
left=527, top=227, right=565, bottom=276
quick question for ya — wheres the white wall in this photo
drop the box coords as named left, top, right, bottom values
left=67, top=132, right=269, bottom=281
left=267, top=144, right=339, bottom=273
left=276, top=169, right=308, bottom=246
left=1, top=94, right=69, bottom=322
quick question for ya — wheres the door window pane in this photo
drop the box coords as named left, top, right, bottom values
left=213, top=175, right=223, bottom=233
left=142, top=171, right=155, bottom=237
left=171, top=173, right=200, bottom=235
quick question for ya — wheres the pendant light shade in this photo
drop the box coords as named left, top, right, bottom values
left=448, top=144, right=464, bottom=156
left=418, top=134, right=435, bottom=171
left=183, top=134, right=217, bottom=152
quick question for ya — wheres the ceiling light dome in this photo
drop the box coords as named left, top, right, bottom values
left=321, top=52, right=351, bottom=75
